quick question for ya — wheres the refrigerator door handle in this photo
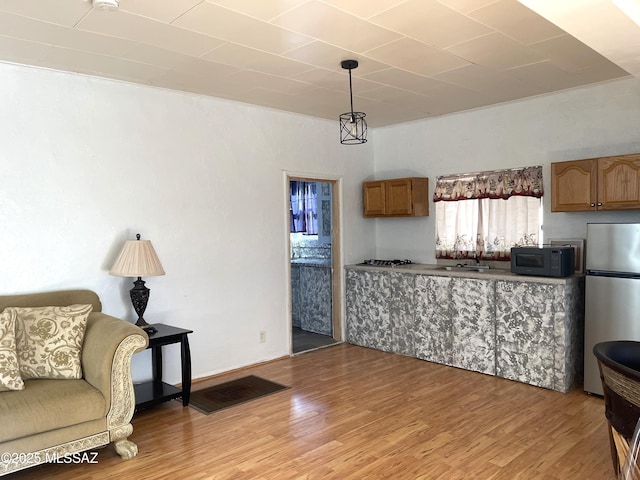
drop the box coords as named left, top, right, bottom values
left=587, top=270, right=640, bottom=279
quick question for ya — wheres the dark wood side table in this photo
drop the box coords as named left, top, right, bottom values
left=134, top=324, right=193, bottom=411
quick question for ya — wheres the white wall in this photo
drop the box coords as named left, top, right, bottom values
left=372, top=77, right=640, bottom=262
left=0, top=62, right=375, bottom=384
left=4, top=62, right=640, bottom=384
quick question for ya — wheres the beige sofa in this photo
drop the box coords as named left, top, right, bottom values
left=0, top=289, right=148, bottom=476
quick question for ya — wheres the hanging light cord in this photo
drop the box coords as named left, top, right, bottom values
left=348, top=67, right=355, bottom=122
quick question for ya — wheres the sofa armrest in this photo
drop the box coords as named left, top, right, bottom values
left=81, top=312, right=148, bottom=459
left=82, top=312, right=148, bottom=414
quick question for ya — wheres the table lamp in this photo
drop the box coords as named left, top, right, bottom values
left=109, top=233, right=165, bottom=334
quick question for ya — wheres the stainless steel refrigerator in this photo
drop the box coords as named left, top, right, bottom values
left=584, top=222, right=640, bottom=395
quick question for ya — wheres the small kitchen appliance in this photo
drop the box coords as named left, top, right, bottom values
left=510, top=246, right=575, bottom=277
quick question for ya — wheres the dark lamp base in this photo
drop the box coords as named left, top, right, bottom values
left=130, top=277, right=158, bottom=334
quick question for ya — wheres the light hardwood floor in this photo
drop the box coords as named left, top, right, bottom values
left=7, top=344, right=614, bottom=479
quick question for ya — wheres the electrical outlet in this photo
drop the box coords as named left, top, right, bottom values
left=259, top=331, right=266, bottom=343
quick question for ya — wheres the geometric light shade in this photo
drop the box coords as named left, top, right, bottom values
left=109, top=235, right=165, bottom=277
left=339, top=111, right=367, bottom=145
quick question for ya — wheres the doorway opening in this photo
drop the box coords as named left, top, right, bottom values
left=287, top=174, right=342, bottom=355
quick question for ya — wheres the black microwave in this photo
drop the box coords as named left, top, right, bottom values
left=510, top=246, right=575, bottom=277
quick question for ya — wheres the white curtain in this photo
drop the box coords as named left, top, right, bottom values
left=435, top=196, right=541, bottom=260
left=435, top=199, right=479, bottom=257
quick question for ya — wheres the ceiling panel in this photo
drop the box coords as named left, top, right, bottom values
left=363, top=68, right=451, bottom=96
left=0, top=11, right=132, bottom=57
left=203, top=43, right=315, bottom=78
left=437, top=0, right=504, bottom=15
left=273, top=1, right=402, bottom=53
left=41, top=45, right=169, bottom=83
left=469, top=0, right=566, bottom=45
left=283, top=40, right=389, bottom=75
left=0, top=0, right=91, bottom=27
left=119, top=0, right=202, bottom=23
left=447, top=32, right=546, bottom=69
left=432, top=63, right=544, bottom=98
left=321, top=0, right=410, bottom=19
left=364, top=37, right=471, bottom=76
left=507, top=60, right=592, bottom=91
left=0, top=35, right=51, bottom=64
left=205, top=0, right=309, bottom=22
left=371, top=0, right=494, bottom=49
left=0, top=0, right=634, bottom=127
left=77, top=9, right=225, bottom=57
left=173, top=2, right=313, bottom=55
left=531, top=34, right=612, bottom=72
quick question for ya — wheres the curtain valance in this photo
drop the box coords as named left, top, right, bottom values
left=433, top=165, right=543, bottom=202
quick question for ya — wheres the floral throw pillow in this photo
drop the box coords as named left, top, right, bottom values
left=12, top=304, right=93, bottom=380
left=0, top=308, right=24, bottom=391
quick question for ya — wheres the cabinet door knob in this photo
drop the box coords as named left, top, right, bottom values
left=590, top=203, right=596, bottom=207
left=597, top=202, right=603, bottom=206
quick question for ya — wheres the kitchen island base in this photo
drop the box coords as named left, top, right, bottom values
left=345, top=265, right=584, bottom=393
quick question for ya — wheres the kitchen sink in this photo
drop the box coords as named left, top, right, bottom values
left=436, top=265, right=490, bottom=272
left=393, top=263, right=440, bottom=270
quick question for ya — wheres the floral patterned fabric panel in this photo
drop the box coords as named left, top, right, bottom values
left=495, top=281, right=558, bottom=389
left=414, top=274, right=454, bottom=366
left=389, top=273, right=416, bottom=357
left=12, top=304, right=92, bottom=380
left=451, top=278, right=496, bottom=375
left=345, top=270, right=393, bottom=352
left=0, top=308, right=24, bottom=391
left=553, top=277, right=585, bottom=392
left=291, top=264, right=301, bottom=328
left=299, top=265, right=332, bottom=336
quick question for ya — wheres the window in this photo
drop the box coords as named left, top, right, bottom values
left=290, top=181, right=317, bottom=235
left=433, top=166, right=543, bottom=261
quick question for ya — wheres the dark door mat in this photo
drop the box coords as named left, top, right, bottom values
left=189, top=375, right=289, bottom=415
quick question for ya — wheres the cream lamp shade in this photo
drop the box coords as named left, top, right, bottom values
left=109, top=238, right=165, bottom=277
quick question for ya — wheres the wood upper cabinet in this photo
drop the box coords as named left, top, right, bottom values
left=598, top=155, right=640, bottom=210
left=551, top=159, right=597, bottom=212
left=363, top=177, right=429, bottom=217
left=362, top=181, right=385, bottom=216
left=551, top=154, right=640, bottom=212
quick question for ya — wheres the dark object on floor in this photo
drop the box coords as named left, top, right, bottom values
left=593, top=341, right=640, bottom=478
left=189, top=375, right=289, bottom=415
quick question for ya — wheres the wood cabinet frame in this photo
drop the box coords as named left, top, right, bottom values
left=363, top=177, right=429, bottom=217
left=551, top=154, right=640, bottom=212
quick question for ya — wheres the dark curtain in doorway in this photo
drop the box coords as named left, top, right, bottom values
left=290, top=181, right=317, bottom=235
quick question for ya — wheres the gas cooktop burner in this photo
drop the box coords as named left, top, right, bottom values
left=362, top=259, right=413, bottom=267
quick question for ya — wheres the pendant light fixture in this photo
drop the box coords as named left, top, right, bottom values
left=339, top=60, right=367, bottom=145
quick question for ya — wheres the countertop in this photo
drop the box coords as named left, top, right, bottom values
left=291, top=258, right=331, bottom=267
left=345, top=263, right=584, bottom=284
